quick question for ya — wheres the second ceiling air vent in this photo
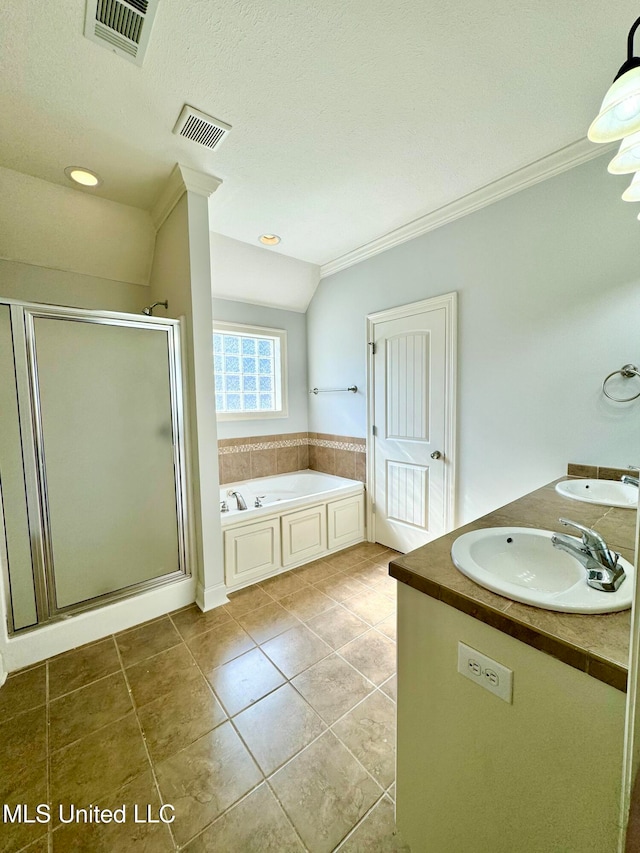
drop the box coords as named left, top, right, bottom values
left=173, top=106, right=232, bottom=151
left=84, top=0, right=160, bottom=66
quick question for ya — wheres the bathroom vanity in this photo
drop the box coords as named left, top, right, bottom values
left=390, top=478, right=635, bottom=853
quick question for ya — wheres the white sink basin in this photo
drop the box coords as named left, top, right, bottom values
left=451, top=527, right=633, bottom=613
left=555, top=478, right=638, bottom=509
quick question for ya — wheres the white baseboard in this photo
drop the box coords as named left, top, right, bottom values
left=196, top=581, right=230, bottom=612
left=0, top=576, right=196, bottom=674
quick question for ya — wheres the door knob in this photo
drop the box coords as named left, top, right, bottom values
left=430, top=450, right=443, bottom=460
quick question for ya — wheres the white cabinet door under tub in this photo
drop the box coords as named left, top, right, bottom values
left=281, top=504, right=327, bottom=567
left=224, top=518, right=280, bottom=586
left=328, top=494, right=365, bottom=550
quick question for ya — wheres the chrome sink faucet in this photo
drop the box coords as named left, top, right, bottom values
left=227, top=490, right=248, bottom=510
left=551, top=518, right=625, bottom=593
left=622, top=466, right=640, bottom=487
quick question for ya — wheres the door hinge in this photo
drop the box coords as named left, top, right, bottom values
left=368, top=341, right=376, bottom=355
left=371, top=501, right=376, bottom=514
left=372, top=425, right=377, bottom=436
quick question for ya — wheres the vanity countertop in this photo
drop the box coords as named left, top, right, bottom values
left=389, top=478, right=636, bottom=692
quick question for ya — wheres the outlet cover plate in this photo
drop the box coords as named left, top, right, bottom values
left=457, top=642, right=513, bottom=703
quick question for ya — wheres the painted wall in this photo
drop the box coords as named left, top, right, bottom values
left=0, top=165, right=155, bottom=286
left=210, top=233, right=320, bottom=312
left=306, top=152, right=640, bottom=523
left=149, top=191, right=226, bottom=610
left=212, top=297, right=309, bottom=439
left=0, top=259, right=147, bottom=313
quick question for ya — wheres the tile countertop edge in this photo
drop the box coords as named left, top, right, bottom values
left=389, top=478, right=633, bottom=693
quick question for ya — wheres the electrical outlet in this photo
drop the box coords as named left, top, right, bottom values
left=457, top=642, right=513, bottom=703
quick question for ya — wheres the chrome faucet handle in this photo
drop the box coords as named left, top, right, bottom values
left=558, top=518, right=618, bottom=570
left=220, top=500, right=228, bottom=513
left=621, top=474, right=640, bottom=487
left=255, top=495, right=266, bottom=508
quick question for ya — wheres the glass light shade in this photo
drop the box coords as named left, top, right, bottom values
left=621, top=171, right=640, bottom=201
left=608, top=130, right=640, bottom=173
left=588, top=66, right=640, bottom=143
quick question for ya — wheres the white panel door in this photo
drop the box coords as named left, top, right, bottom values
left=371, top=302, right=452, bottom=552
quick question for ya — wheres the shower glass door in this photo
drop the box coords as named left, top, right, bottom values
left=24, top=308, right=188, bottom=615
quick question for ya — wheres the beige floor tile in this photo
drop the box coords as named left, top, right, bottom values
left=340, top=630, right=396, bottom=685
left=342, top=589, right=395, bottom=626
left=376, top=614, right=397, bottom=641
left=292, top=655, right=374, bottom=725
left=259, top=571, right=309, bottom=600
left=225, top=585, right=274, bottom=617
left=155, top=722, right=262, bottom=847
left=321, top=548, right=370, bottom=572
left=126, top=644, right=200, bottom=708
left=51, top=712, right=149, bottom=809
left=0, top=761, right=48, bottom=853
left=49, top=637, right=121, bottom=699
left=137, top=675, right=227, bottom=762
left=371, top=575, right=398, bottom=599
left=337, top=796, right=409, bottom=852
left=306, top=606, right=369, bottom=649
left=343, top=542, right=390, bottom=562
left=187, top=620, right=255, bottom=674
left=183, top=783, right=304, bottom=852
left=313, top=572, right=370, bottom=603
left=21, top=835, right=49, bottom=853
left=270, top=731, right=381, bottom=853
left=207, top=648, right=285, bottom=716
left=261, top=624, right=332, bottom=679
left=294, top=559, right=341, bottom=584
left=333, top=691, right=396, bottom=788
left=0, top=707, right=46, bottom=776
left=236, top=602, right=299, bottom=645
left=0, top=665, right=45, bottom=722
left=349, top=562, right=391, bottom=587
left=52, top=771, right=174, bottom=852
left=279, top=586, right=335, bottom=621
left=388, top=783, right=396, bottom=801
left=233, top=684, right=325, bottom=775
left=170, top=604, right=233, bottom=641
left=116, top=617, right=182, bottom=668
left=49, top=672, right=133, bottom=750
left=379, top=675, right=397, bottom=702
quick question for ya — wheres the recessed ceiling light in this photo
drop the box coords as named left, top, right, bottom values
left=64, top=166, right=102, bottom=188
left=259, top=234, right=281, bottom=246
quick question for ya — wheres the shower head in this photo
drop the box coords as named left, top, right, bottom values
left=142, top=300, right=169, bottom=316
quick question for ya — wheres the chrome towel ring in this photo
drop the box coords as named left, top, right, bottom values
left=602, top=363, right=640, bottom=402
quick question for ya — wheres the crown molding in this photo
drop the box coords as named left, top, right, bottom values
left=320, top=138, right=617, bottom=279
left=151, top=164, right=223, bottom=231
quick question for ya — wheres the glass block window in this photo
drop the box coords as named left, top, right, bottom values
left=213, top=322, right=287, bottom=419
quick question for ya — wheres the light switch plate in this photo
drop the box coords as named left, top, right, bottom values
left=457, top=642, right=513, bottom=703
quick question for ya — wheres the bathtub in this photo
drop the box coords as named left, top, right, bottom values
left=220, top=470, right=366, bottom=588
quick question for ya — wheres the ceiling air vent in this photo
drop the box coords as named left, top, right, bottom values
left=84, top=0, right=160, bottom=66
left=173, top=105, right=232, bottom=151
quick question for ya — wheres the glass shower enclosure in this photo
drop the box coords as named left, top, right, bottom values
left=0, top=300, right=190, bottom=633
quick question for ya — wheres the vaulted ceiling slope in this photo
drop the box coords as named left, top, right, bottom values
left=0, top=1, right=636, bottom=269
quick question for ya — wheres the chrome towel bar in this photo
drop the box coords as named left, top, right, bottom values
left=309, top=386, right=358, bottom=395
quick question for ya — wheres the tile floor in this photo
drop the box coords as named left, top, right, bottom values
left=1, top=541, right=410, bottom=853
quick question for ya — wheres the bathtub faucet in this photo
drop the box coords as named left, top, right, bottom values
left=227, top=490, right=248, bottom=510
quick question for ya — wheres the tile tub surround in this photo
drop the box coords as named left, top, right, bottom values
left=390, top=479, right=636, bottom=693
left=218, top=432, right=366, bottom=485
left=0, top=541, right=408, bottom=853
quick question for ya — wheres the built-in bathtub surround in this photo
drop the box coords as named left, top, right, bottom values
left=568, top=463, right=640, bottom=480
left=217, top=432, right=366, bottom=485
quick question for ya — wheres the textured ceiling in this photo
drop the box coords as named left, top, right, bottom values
left=0, top=0, right=637, bottom=268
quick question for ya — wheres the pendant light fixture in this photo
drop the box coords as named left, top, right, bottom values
left=608, top=129, right=640, bottom=173
left=589, top=16, right=640, bottom=143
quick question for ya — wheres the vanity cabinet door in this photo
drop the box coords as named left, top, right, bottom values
left=327, top=494, right=365, bottom=550
left=224, top=518, right=281, bottom=586
left=281, top=504, right=327, bottom=567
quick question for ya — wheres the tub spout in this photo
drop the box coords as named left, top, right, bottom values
left=227, top=490, right=248, bottom=510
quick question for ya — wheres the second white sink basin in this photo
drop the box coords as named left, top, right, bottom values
left=555, top=478, right=638, bottom=509
left=451, top=527, right=633, bottom=613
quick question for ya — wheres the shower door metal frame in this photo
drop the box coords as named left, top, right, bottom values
left=2, top=299, right=191, bottom=627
